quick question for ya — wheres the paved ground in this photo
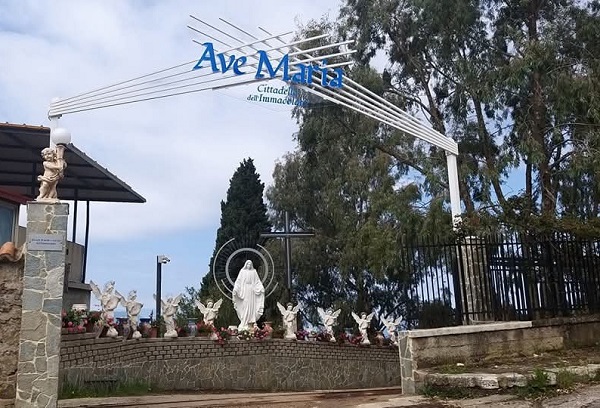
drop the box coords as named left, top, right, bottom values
left=57, top=384, right=600, bottom=408
left=56, top=388, right=450, bottom=408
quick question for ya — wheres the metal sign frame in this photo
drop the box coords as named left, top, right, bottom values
left=47, top=16, right=461, bottom=223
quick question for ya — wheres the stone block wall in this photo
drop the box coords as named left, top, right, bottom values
left=59, top=335, right=400, bottom=391
left=411, top=324, right=562, bottom=368
left=399, top=316, right=600, bottom=394
left=0, top=259, right=24, bottom=408
left=532, top=315, right=600, bottom=349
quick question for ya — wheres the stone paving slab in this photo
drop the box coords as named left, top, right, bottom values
left=420, top=363, right=600, bottom=391
left=56, top=384, right=600, bottom=408
left=426, top=385, right=600, bottom=408
left=58, top=386, right=406, bottom=408
left=356, top=395, right=439, bottom=407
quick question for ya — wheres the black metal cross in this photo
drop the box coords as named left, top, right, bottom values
left=260, top=211, right=314, bottom=300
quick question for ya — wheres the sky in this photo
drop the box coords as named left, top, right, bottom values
left=0, top=0, right=344, bottom=316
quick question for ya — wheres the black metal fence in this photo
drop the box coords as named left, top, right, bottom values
left=401, top=234, right=600, bottom=329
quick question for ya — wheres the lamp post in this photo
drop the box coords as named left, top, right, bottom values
left=155, top=254, right=170, bottom=322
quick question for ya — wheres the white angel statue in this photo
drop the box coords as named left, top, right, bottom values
left=90, top=280, right=123, bottom=338
left=121, top=290, right=144, bottom=339
left=380, top=315, right=403, bottom=345
left=195, top=298, right=223, bottom=327
left=317, top=307, right=341, bottom=342
left=277, top=302, right=301, bottom=340
left=352, top=311, right=375, bottom=345
left=154, top=294, right=182, bottom=338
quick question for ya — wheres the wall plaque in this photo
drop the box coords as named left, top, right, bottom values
left=28, top=234, right=64, bottom=251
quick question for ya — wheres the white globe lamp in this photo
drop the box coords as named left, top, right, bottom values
left=51, top=127, right=71, bottom=145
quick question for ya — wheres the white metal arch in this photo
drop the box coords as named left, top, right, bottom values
left=47, top=16, right=461, bottom=224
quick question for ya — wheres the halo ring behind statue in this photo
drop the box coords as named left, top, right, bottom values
left=224, top=247, right=269, bottom=286
left=212, top=238, right=278, bottom=301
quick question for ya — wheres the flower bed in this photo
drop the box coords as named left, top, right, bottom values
left=61, top=309, right=87, bottom=334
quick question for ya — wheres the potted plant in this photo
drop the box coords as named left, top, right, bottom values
left=214, top=327, right=232, bottom=345
left=263, top=321, right=274, bottom=339
left=86, top=311, right=101, bottom=333
left=238, top=329, right=253, bottom=341
left=149, top=317, right=164, bottom=338
left=196, top=321, right=213, bottom=337
left=253, top=325, right=269, bottom=340
left=315, top=331, right=332, bottom=342
left=175, top=315, right=189, bottom=337
left=61, top=309, right=86, bottom=334
left=336, top=331, right=349, bottom=344
left=149, top=323, right=159, bottom=338
left=296, top=329, right=309, bottom=341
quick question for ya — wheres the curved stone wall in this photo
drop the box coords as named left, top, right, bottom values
left=60, top=334, right=400, bottom=391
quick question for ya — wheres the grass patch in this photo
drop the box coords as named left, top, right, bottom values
left=59, top=380, right=156, bottom=399
left=437, top=364, right=468, bottom=374
left=420, top=384, right=493, bottom=400
left=515, top=368, right=556, bottom=400
left=556, top=369, right=578, bottom=390
left=593, top=368, right=600, bottom=382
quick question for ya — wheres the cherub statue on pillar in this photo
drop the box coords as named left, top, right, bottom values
left=36, top=145, right=67, bottom=203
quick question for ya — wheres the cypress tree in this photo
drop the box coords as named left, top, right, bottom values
left=197, top=158, right=272, bottom=327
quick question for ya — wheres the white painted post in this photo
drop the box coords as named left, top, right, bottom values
left=446, top=152, right=462, bottom=227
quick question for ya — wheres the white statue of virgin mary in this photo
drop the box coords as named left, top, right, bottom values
left=232, top=260, right=265, bottom=331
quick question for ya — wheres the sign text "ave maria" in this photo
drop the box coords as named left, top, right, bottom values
left=192, top=43, right=343, bottom=88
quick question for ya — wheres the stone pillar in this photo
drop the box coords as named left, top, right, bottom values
left=15, top=203, right=69, bottom=408
left=459, top=236, right=493, bottom=324
left=398, top=331, right=415, bottom=394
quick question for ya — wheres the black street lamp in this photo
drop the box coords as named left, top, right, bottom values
left=155, top=254, right=170, bottom=322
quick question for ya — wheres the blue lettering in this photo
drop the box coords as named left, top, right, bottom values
left=256, top=51, right=290, bottom=80
left=193, top=43, right=344, bottom=88
left=217, top=53, right=236, bottom=73
left=193, top=43, right=219, bottom=72
left=290, top=69, right=305, bottom=84
left=320, top=65, right=329, bottom=87
left=233, top=56, right=247, bottom=75
left=328, top=68, right=344, bottom=88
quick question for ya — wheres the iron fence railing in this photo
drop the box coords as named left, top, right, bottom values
left=402, top=234, right=600, bottom=329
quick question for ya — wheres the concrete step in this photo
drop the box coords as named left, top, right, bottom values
left=418, top=363, right=600, bottom=390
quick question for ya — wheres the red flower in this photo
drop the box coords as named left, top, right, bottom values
left=67, top=321, right=73, bottom=327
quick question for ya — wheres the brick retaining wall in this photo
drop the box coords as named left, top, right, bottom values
left=59, top=334, right=400, bottom=391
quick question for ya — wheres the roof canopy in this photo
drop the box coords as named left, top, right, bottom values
left=0, top=123, right=145, bottom=203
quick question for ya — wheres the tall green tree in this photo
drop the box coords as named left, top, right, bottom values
left=179, top=158, right=272, bottom=327
left=339, top=0, right=600, bottom=233
left=268, top=62, right=452, bottom=329
left=268, top=1, right=600, bottom=327
left=336, top=0, right=600, bottom=316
